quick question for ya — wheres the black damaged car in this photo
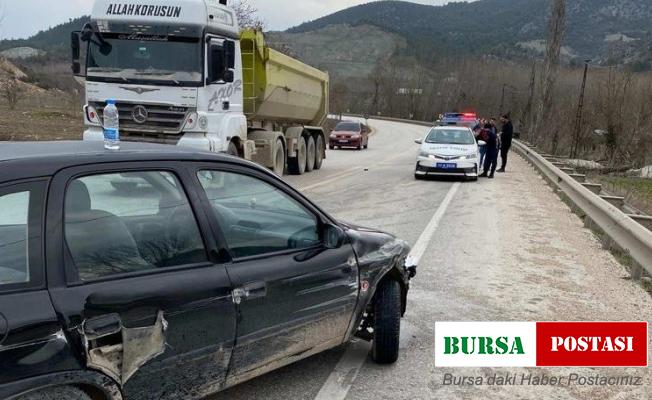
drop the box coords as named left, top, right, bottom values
left=0, top=142, right=416, bottom=400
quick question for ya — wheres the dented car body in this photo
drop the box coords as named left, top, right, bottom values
left=0, top=142, right=415, bottom=400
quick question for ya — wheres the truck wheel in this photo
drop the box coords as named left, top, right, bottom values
left=372, top=279, right=401, bottom=364
left=288, top=137, right=307, bottom=175
left=227, top=141, right=239, bottom=157
left=315, top=135, right=325, bottom=170
left=273, top=139, right=286, bottom=176
left=306, top=136, right=316, bottom=172
left=18, top=386, right=91, bottom=400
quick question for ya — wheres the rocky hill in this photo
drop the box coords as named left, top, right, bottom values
left=290, top=0, right=652, bottom=69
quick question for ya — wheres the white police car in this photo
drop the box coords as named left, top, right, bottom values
left=414, top=126, right=479, bottom=181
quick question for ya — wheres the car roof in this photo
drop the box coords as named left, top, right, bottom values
left=0, top=141, right=258, bottom=183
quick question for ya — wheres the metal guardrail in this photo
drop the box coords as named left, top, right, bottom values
left=513, top=140, right=652, bottom=277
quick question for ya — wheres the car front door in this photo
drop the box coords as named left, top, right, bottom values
left=46, top=163, right=237, bottom=399
left=193, top=166, right=359, bottom=386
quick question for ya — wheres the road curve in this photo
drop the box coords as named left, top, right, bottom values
left=212, top=118, right=652, bottom=400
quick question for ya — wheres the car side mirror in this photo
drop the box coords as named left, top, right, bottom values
left=415, top=139, right=423, bottom=145
left=324, top=224, right=346, bottom=249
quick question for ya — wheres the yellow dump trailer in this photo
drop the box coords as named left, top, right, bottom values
left=241, top=30, right=330, bottom=175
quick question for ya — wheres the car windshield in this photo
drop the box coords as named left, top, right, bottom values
left=87, top=34, right=202, bottom=86
left=425, top=129, right=475, bottom=145
left=335, top=123, right=360, bottom=132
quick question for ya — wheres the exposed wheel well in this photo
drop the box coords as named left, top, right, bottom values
left=230, top=137, right=244, bottom=157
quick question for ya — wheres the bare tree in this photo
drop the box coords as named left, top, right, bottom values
left=3, top=79, right=23, bottom=110
left=232, top=0, right=265, bottom=31
left=532, top=0, right=566, bottom=147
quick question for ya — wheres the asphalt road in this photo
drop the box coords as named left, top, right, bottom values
left=211, top=118, right=652, bottom=400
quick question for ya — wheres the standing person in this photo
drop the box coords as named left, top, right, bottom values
left=475, top=123, right=488, bottom=170
left=498, top=114, right=514, bottom=173
left=479, top=123, right=498, bottom=178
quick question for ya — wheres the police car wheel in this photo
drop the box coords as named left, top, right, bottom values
left=372, top=279, right=401, bottom=364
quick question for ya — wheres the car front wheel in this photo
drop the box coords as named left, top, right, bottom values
left=372, top=279, right=401, bottom=364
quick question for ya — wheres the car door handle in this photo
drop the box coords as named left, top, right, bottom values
left=232, top=282, right=267, bottom=305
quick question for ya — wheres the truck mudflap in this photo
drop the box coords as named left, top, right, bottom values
left=82, top=311, right=168, bottom=385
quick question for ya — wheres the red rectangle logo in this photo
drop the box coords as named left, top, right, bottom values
left=536, top=322, right=648, bottom=367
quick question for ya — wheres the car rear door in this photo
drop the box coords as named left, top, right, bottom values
left=0, top=180, right=73, bottom=388
left=45, top=163, right=237, bottom=399
left=192, top=165, right=359, bottom=386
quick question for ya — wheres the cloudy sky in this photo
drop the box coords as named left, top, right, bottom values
left=0, top=0, right=461, bottom=40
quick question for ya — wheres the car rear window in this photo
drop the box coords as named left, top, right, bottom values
left=0, top=191, right=30, bottom=286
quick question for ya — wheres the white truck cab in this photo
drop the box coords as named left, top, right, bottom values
left=72, top=0, right=329, bottom=175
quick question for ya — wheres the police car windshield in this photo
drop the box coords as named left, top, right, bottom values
left=87, top=34, right=202, bottom=86
left=426, top=129, right=475, bottom=145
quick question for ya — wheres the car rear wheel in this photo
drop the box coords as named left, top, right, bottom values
left=315, top=135, right=325, bottom=170
left=288, top=136, right=307, bottom=175
left=18, top=386, right=91, bottom=400
left=306, top=136, right=316, bottom=172
left=372, top=280, right=401, bottom=364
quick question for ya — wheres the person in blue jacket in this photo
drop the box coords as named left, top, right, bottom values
left=479, top=123, right=498, bottom=179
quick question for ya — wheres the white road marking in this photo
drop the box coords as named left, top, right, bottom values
left=313, top=182, right=461, bottom=400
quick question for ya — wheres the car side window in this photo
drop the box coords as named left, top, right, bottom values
left=0, top=191, right=31, bottom=286
left=64, top=171, right=207, bottom=281
left=197, top=170, right=320, bottom=259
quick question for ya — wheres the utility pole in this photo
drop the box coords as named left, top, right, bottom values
left=570, top=59, right=591, bottom=158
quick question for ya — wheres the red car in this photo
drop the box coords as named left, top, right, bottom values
left=329, top=121, right=370, bottom=150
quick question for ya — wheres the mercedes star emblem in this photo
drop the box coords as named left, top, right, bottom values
left=132, top=105, right=149, bottom=124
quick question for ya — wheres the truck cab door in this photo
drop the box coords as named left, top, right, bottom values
left=46, top=164, right=237, bottom=399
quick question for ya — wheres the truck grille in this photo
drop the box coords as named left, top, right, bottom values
left=91, top=102, right=192, bottom=135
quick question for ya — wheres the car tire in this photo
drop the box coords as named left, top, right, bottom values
left=288, top=136, right=307, bottom=175
left=227, top=141, right=239, bottom=157
left=315, top=135, right=325, bottom=170
left=273, top=139, right=286, bottom=176
left=18, top=386, right=91, bottom=400
left=306, top=136, right=316, bottom=172
left=372, top=279, right=401, bottom=364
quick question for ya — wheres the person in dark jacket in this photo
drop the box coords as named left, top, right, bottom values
left=479, top=123, right=498, bottom=178
left=498, top=114, right=514, bottom=172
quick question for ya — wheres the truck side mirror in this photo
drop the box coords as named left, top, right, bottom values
left=71, top=31, right=85, bottom=77
left=208, top=44, right=226, bottom=84
left=224, top=40, right=236, bottom=69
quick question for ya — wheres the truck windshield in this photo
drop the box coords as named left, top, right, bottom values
left=425, top=129, right=475, bottom=145
left=87, top=34, right=202, bottom=86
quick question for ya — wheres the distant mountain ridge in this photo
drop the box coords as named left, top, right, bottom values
left=289, top=0, right=652, bottom=67
left=0, top=1, right=650, bottom=69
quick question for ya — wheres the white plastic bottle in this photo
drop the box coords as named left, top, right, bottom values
left=103, top=99, right=120, bottom=150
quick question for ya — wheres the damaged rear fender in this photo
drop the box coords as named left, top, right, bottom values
left=82, top=311, right=168, bottom=386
